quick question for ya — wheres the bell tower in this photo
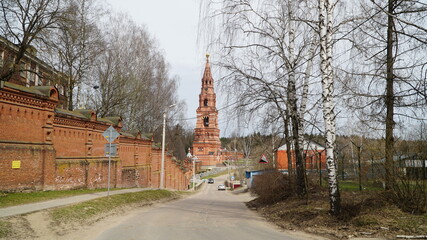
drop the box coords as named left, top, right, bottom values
left=192, top=54, right=221, bottom=169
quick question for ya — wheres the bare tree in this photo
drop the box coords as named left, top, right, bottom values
left=200, top=0, right=320, bottom=196
left=319, top=0, right=341, bottom=215
left=46, top=0, right=105, bottom=110
left=0, top=0, right=63, bottom=81
left=88, top=14, right=183, bottom=135
left=338, top=0, right=427, bottom=189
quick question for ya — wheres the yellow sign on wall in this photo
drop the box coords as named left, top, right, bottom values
left=12, top=161, right=21, bottom=169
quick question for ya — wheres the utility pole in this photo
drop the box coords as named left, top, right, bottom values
left=160, top=104, right=176, bottom=189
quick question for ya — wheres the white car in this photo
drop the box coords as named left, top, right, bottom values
left=217, top=184, right=226, bottom=191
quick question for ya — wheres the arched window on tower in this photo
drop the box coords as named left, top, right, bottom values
left=204, top=99, right=208, bottom=106
left=203, top=116, right=209, bottom=127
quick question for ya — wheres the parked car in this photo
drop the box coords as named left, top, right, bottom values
left=217, top=184, right=226, bottom=191
left=208, top=178, right=214, bottom=184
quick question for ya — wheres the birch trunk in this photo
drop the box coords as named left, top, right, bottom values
left=319, top=0, right=341, bottom=215
left=285, top=108, right=293, bottom=180
left=286, top=1, right=306, bottom=196
left=297, top=37, right=316, bottom=164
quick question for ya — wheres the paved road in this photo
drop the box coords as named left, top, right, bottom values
left=93, top=175, right=326, bottom=240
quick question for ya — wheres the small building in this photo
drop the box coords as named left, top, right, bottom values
left=219, top=148, right=244, bottom=164
left=0, top=36, right=68, bottom=108
left=245, top=169, right=287, bottom=188
left=245, top=170, right=266, bottom=188
left=369, top=155, right=427, bottom=180
left=275, top=140, right=327, bottom=172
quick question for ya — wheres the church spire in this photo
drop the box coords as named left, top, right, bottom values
left=192, top=54, right=221, bottom=170
left=202, top=54, right=213, bottom=86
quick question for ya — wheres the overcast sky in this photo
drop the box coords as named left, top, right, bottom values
left=105, top=0, right=214, bottom=130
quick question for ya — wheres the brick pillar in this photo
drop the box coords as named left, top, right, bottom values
left=42, top=101, right=58, bottom=190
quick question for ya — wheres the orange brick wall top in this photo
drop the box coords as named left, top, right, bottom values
left=0, top=82, right=57, bottom=143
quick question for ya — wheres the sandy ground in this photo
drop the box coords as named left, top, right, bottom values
left=2, top=201, right=162, bottom=240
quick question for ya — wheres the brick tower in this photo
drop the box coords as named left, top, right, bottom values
left=192, top=54, right=222, bottom=169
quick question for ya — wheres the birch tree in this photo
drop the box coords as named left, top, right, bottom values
left=319, top=0, right=341, bottom=215
left=200, top=0, right=319, bottom=196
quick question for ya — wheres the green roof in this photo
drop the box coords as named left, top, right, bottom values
left=4, top=81, right=53, bottom=98
left=142, top=133, right=153, bottom=140
left=55, top=109, right=122, bottom=127
left=99, top=116, right=121, bottom=126
left=73, top=109, right=96, bottom=119
left=120, top=132, right=135, bottom=138
left=55, top=108, right=89, bottom=119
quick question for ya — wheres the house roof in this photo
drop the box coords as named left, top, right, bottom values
left=277, top=140, right=325, bottom=151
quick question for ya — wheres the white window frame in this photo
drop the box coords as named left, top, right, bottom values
left=35, top=65, right=39, bottom=86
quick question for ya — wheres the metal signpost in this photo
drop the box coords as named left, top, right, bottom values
left=105, top=143, right=117, bottom=157
left=102, top=126, right=120, bottom=196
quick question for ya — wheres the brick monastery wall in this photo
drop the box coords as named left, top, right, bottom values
left=0, top=82, right=191, bottom=191
left=0, top=82, right=57, bottom=191
left=151, top=149, right=161, bottom=189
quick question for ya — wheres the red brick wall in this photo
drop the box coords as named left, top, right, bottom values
left=136, top=142, right=152, bottom=187
left=0, top=83, right=57, bottom=191
left=0, top=144, right=55, bottom=191
left=55, top=160, right=87, bottom=189
left=119, top=137, right=152, bottom=188
left=51, top=110, right=122, bottom=190
left=151, top=148, right=161, bottom=188
left=0, top=83, right=191, bottom=192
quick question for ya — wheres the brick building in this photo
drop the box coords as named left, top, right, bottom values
left=192, top=55, right=222, bottom=169
left=0, top=37, right=67, bottom=108
left=275, top=140, right=326, bottom=173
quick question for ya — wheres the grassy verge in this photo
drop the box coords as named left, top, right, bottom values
left=0, top=221, right=11, bottom=238
left=339, top=181, right=383, bottom=191
left=201, top=170, right=229, bottom=179
left=0, top=188, right=119, bottom=208
left=50, top=189, right=177, bottom=225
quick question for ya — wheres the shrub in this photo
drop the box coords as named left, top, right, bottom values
left=390, top=176, right=426, bottom=214
left=251, top=170, right=294, bottom=205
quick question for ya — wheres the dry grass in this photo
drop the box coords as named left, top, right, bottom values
left=247, top=174, right=427, bottom=239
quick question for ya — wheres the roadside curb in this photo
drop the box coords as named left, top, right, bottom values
left=231, top=187, right=249, bottom=194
